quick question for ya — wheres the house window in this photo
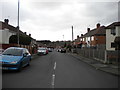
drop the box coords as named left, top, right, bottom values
left=80, top=38, right=82, bottom=41
left=88, top=37, right=90, bottom=41
left=91, top=36, right=94, bottom=41
left=86, top=37, right=88, bottom=42
left=111, top=28, right=116, bottom=35
left=111, top=42, right=116, bottom=48
left=83, top=38, right=85, bottom=41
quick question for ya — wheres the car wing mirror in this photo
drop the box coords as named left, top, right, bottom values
left=23, top=53, right=28, bottom=57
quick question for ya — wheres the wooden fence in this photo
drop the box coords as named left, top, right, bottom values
left=75, top=48, right=120, bottom=64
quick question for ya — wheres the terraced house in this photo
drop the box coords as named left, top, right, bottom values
left=0, top=19, right=37, bottom=54
left=76, top=23, right=106, bottom=49
left=74, top=22, right=120, bottom=64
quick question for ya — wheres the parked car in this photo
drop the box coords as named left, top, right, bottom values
left=60, top=48, right=66, bottom=53
left=0, top=47, right=31, bottom=71
left=37, top=47, right=48, bottom=55
left=57, top=48, right=61, bottom=52
left=48, top=48, right=52, bottom=52
left=0, top=48, right=4, bottom=55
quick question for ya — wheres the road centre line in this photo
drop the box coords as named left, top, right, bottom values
left=52, top=74, right=55, bottom=86
left=51, top=62, right=56, bottom=88
left=54, top=62, right=56, bottom=70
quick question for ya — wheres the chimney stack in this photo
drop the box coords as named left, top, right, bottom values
left=4, top=19, right=9, bottom=24
left=87, top=28, right=90, bottom=32
left=77, top=35, right=79, bottom=39
left=29, top=34, right=31, bottom=37
left=24, top=32, right=27, bottom=35
left=96, top=23, right=100, bottom=29
left=81, top=34, right=83, bottom=36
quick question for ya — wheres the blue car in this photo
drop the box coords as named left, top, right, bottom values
left=0, top=47, right=31, bottom=71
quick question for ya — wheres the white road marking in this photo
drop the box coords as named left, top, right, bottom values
left=54, top=62, right=56, bottom=70
left=51, top=62, right=57, bottom=88
left=52, top=74, right=55, bottom=86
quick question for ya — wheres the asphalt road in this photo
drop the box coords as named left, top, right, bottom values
left=2, top=50, right=119, bottom=88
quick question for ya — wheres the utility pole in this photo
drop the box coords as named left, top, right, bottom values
left=72, top=26, right=73, bottom=41
left=17, top=0, right=20, bottom=46
left=63, top=35, right=64, bottom=41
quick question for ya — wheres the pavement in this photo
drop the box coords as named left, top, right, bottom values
left=68, top=52, right=120, bottom=76
left=31, top=53, right=39, bottom=60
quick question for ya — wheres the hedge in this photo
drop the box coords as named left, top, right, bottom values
left=9, top=35, right=31, bottom=45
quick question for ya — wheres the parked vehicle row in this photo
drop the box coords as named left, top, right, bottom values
left=0, top=46, right=54, bottom=72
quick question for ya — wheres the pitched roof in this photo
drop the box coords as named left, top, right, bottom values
left=83, top=26, right=106, bottom=37
left=106, top=22, right=120, bottom=29
left=83, top=29, right=96, bottom=37
left=95, top=26, right=106, bottom=36
left=0, top=21, right=29, bottom=36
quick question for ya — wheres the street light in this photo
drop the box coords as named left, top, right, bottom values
left=72, top=26, right=73, bottom=41
left=17, top=0, right=20, bottom=46
left=63, top=35, right=64, bottom=41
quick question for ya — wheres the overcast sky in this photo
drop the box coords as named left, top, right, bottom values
left=0, top=0, right=119, bottom=41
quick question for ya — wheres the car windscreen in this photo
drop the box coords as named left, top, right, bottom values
left=38, top=48, right=46, bottom=50
left=2, top=49, right=23, bottom=56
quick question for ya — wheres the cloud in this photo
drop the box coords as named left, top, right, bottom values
left=0, top=0, right=119, bottom=41
left=30, top=2, right=64, bottom=10
left=20, top=2, right=118, bottom=41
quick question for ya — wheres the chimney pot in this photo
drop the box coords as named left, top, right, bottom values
left=24, top=32, right=27, bottom=35
left=87, top=28, right=90, bottom=32
left=4, top=19, right=9, bottom=24
left=77, top=35, right=79, bottom=39
left=96, top=23, right=100, bottom=28
left=81, top=34, right=83, bottom=36
left=29, top=34, right=31, bottom=37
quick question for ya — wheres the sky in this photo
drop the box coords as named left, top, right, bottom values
left=0, top=0, right=119, bottom=41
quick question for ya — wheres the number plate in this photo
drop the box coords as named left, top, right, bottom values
left=0, top=67, right=8, bottom=70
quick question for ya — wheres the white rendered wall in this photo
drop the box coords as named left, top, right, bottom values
left=0, top=29, right=16, bottom=44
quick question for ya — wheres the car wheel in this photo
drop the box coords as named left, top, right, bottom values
left=27, top=60, right=30, bottom=66
left=30, top=58, right=32, bottom=61
left=17, top=62, right=23, bottom=72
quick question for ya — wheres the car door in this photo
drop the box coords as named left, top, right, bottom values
left=26, top=49, right=31, bottom=60
left=22, top=49, right=29, bottom=66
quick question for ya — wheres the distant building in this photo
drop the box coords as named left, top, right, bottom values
left=36, top=40, right=51, bottom=47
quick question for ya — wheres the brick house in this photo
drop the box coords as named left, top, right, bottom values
left=76, top=23, right=106, bottom=49
left=74, top=22, right=120, bottom=63
left=0, top=19, right=27, bottom=44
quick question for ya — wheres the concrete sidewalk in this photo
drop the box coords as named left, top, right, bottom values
left=68, top=53, right=120, bottom=76
left=31, top=54, right=39, bottom=60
